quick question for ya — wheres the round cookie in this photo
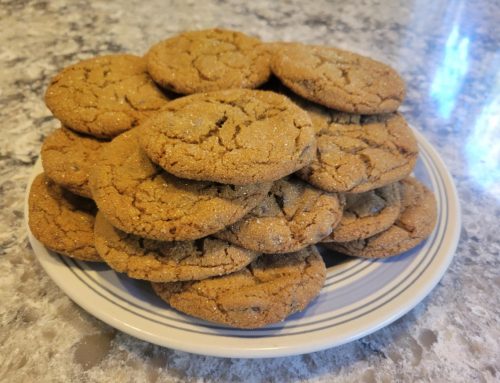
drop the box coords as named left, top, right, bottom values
left=28, top=173, right=101, bottom=262
left=324, top=177, right=437, bottom=258
left=215, top=177, right=344, bottom=253
left=89, top=129, right=272, bottom=241
left=94, top=212, right=259, bottom=282
left=140, top=89, right=316, bottom=185
left=296, top=110, right=418, bottom=193
left=45, top=54, right=170, bottom=138
left=152, top=246, right=326, bottom=329
left=271, top=43, right=405, bottom=114
left=322, top=182, right=402, bottom=243
left=146, top=28, right=271, bottom=94
left=41, top=126, right=106, bottom=198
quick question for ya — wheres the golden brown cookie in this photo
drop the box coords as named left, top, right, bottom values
left=296, top=110, right=418, bottom=193
left=41, top=126, right=106, bottom=198
left=215, top=177, right=344, bottom=253
left=152, top=246, right=326, bottom=329
left=140, top=89, right=316, bottom=185
left=271, top=43, right=405, bottom=114
left=322, top=182, right=402, bottom=243
left=28, top=173, right=101, bottom=262
left=89, top=129, right=272, bottom=241
left=45, top=54, right=170, bottom=138
left=324, top=177, right=437, bottom=258
left=146, top=28, right=271, bottom=94
left=94, top=212, right=259, bottom=282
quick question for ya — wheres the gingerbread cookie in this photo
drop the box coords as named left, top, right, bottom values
left=271, top=43, right=405, bottom=114
left=94, top=212, right=259, bottom=282
left=41, top=126, right=106, bottom=198
left=89, top=130, right=272, bottom=241
left=323, top=182, right=402, bottom=243
left=215, top=177, right=344, bottom=253
left=140, top=89, right=316, bottom=185
left=324, top=177, right=437, bottom=258
left=297, top=111, right=418, bottom=193
left=45, top=54, right=170, bottom=138
left=28, top=173, right=101, bottom=262
left=152, top=246, right=326, bottom=329
left=146, top=28, right=271, bottom=94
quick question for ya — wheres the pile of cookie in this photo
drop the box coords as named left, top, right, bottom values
left=29, top=29, right=437, bottom=329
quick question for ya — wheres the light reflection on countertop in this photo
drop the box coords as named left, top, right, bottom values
left=1, top=0, right=499, bottom=382
left=466, top=89, right=500, bottom=197
left=430, top=24, right=470, bottom=120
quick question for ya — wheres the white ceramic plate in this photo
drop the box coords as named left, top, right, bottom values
left=25, top=129, right=460, bottom=358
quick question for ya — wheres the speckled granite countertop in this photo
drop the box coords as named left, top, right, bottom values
left=1, top=0, right=499, bottom=382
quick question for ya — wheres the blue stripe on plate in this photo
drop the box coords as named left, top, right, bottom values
left=326, top=258, right=364, bottom=279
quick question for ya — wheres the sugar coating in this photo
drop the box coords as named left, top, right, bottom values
left=271, top=43, right=405, bottom=114
left=44, top=54, right=170, bottom=138
left=146, top=28, right=271, bottom=94
left=215, top=177, right=344, bottom=253
left=297, top=110, right=418, bottom=193
left=140, top=89, right=316, bottom=185
left=325, top=177, right=437, bottom=258
left=28, top=173, right=101, bottom=262
left=89, top=130, right=272, bottom=241
left=323, top=182, right=402, bottom=243
left=94, top=212, right=259, bottom=282
left=152, top=246, right=326, bottom=329
left=41, top=127, right=106, bottom=198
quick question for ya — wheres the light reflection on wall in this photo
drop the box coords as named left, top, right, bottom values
left=465, top=88, right=500, bottom=196
left=430, top=25, right=470, bottom=119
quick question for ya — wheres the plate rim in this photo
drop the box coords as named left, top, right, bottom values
left=25, top=128, right=461, bottom=358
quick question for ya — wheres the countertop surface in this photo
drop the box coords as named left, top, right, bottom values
left=1, top=0, right=499, bottom=382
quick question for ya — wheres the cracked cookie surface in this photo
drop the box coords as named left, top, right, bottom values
left=297, top=110, right=418, bottom=193
left=45, top=54, right=170, bottom=138
left=94, top=212, right=259, bottom=282
left=152, top=246, right=326, bottom=329
left=271, top=43, right=405, bottom=114
left=28, top=173, right=101, bottom=262
left=215, top=177, right=344, bottom=253
left=323, top=182, right=402, bottom=243
left=146, top=28, right=271, bottom=94
left=41, top=127, right=106, bottom=198
left=140, top=89, right=316, bottom=185
left=324, top=177, right=437, bottom=258
left=89, top=129, right=272, bottom=241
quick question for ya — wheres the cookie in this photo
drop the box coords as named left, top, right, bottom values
left=271, top=43, right=405, bottom=114
left=296, top=111, right=418, bottom=193
left=322, top=182, right=402, bottom=243
left=140, top=89, right=316, bottom=185
left=152, top=246, right=326, bottom=329
left=324, top=177, right=437, bottom=258
left=89, top=129, right=272, bottom=241
left=41, top=126, right=106, bottom=198
left=215, top=177, right=344, bottom=253
left=45, top=54, right=170, bottom=138
left=94, top=212, right=259, bottom=282
left=146, top=28, right=271, bottom=94
left=28, top=173, right=101, bottom=262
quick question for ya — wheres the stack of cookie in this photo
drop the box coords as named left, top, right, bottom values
left=29, top=28, right=437, bottom=329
